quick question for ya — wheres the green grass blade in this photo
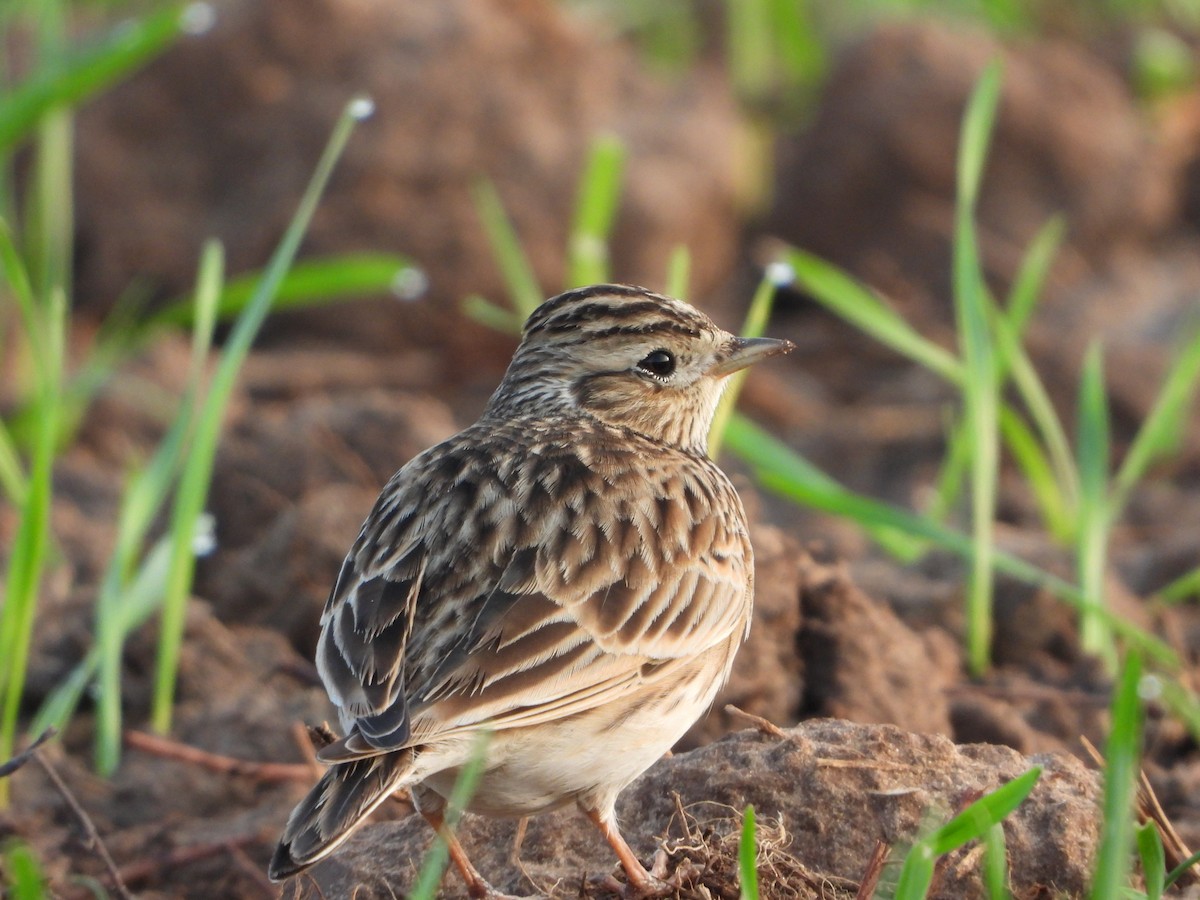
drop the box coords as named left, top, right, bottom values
left=1165, top=848, right=1200, bottom=889
left=893, top=842, right=936, bottom=900
left=1076, top=343, right=1115, bottom=667
left=726, top=414, right=1177, bottom=665
left=151, top=97, right=370, bottom=734
left=4, top=841, right=48, bottom=900
left=147, top=253, right=420, bottom=328
left=409, top=730, right=490, bottom=900
left=0, top=290, right=62, bottom=807
left=32, top=529, right=181, bottom=741
left=1159, top=565, right=1200, bottom=603
left=1091, top=651, right=1144, bottom=900
left=709, top=273, right=777, bottom=458
left=784, top=247, right=963, bottom=385
left=461, top=294, right=522, bottom=335
left=1137, top=822, right=1166, bottom=900
left=665, top=244, right=691, bottom=298
left=1003, top=216, right=1064, bottom=337
left=0, top=4, right=186, bottom=151
left=1111, top=325, right=1200, bottom=519
left=0, top=417, right=27, bottom=506
left=90, top=241, right=222, bottom=772
left=989, top=308, right=1080, bottom=522
left=895, top=768, right=1038, bottom=900
left=726, top=413, right=927, bottom=560
left=928, top=768, right=1040, bottom=856
left=25, top=108, right=73, bottom=303
left=738, top=805, right=759, bottom=900
left=567, top=134, right=625, bottom=288
left=982, top=822, right=1011, bottom=900
left=953, top=60, right=1003, bottom=676
left=471, top=178, right=543, bottom=319
left=998, top=406, right=1073, bottom=543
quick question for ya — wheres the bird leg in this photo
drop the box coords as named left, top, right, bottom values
left=582, top=806, right=670, bottom=898
left=419, top=807, right=523, bottom=900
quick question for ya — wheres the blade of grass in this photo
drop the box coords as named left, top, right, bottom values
left=4, top=841, right=47, bottom=900
left=32, top=528, right=184, bottom=740
left=1003, top=216, right=1065, bottom=337
left=895, top=768, right=1040, bottom=900
left=953, top=60, right=1003, bottom=676
left=989, top=307, right=1080, bottom=522
left=926, top=218, right=1064, bottom=529
left=1076, top=343, right=1116, bottom=668
left=0, top=414, right=27, bottom=506
left=998, top=406, right=1073, bottom=543
left=1091, top=651, right=1144, bottom=900
left=1111, top=325, right=1200, bottom=518
left=1159, top=565, right=1200, bottom=604
left=709, top=272, right=776, bottom=458
left=566, top=134, right=625, bottom=288
left=725, top=414, right=1177, bottom=665
left=25, top=108, right=72, bottom=303
left=470, top=178, right=543, bottom=319
left=0, top=289, right=63, bottom=807
left=1165, top=848, right=1200, bottom=889
left=726, top=413, right=927, bottom=560
left=1137, top=821, right=1166, bottom=900
left=0, top=4, right=187, bottom=151
left=738, top=805, right=759, bottom=900
left=409, top=730, right=490, bottom=900
left=664, top=245, right=691, bottom=298
left=150, top=97, right=371, bottom=734
left=784, top=247, right=963, bottom=385
left=91, top=241, right=222, bottom=773
left=147, top=253, right=419, bottom=328
left=982, top=822, right=1011, bottom=900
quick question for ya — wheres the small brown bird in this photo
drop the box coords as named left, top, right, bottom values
left=269, top=284, right=793, bottom=897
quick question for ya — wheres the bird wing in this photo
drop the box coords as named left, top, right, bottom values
left=314, top=433, right=751, bottom=759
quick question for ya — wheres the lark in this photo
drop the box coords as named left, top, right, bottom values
left=269, top=284, right=793, bottom=897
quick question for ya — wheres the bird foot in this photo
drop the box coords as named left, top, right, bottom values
left=591, top=850, right=689, bottom=899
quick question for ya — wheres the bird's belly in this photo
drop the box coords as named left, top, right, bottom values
left=420, top=655, right=729, bottom=818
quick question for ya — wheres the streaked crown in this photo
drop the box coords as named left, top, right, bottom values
left=483, top=285, right=792, bottom=453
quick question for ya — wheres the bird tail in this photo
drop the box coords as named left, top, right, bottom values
left=268, top=751, right=412, bottom=881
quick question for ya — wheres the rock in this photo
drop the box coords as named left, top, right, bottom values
left=296, top=720, right=1102, bottom=898
left=797, top=550, right=959, bottom=736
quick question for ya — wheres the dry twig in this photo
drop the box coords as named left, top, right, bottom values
left=125, top=729, right=313, bottom=782
left=723, top=704, right=788, bottom=739
left=34, top=747, right=134, bottom=900
left=0, top=727, right=56, bottom=778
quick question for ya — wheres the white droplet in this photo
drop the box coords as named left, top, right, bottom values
left=348, top=95, right=376, bottom=121
left=765, top=261, right=795, bottom=287
left=1138, top=673, right=1162, bottom=701
left=180, top=3, right=216, bottom=35
left=193, top=512, right=218, bottom=557
left=391, top=267, right=429, bottom=301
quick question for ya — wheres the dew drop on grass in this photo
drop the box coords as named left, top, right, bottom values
left=193, top=513, right=217, bottom=557
left=391, top=267, right=429, bottom=301
left=765, top=260, right=795, bottom=288
left=1138, top=673, right=1163, bottom=702
left=180, top=3, right=217, bottom=35
left=349, top=95, right=376, bottom=121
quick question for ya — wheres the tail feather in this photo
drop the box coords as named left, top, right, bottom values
left=269, top=751, right=412, bottom=881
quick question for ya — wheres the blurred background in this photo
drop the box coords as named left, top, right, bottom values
left=3, top=0, right=1200, bottom=896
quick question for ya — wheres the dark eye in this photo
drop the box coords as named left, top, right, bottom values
left=636, top=349, right=676, bottom=379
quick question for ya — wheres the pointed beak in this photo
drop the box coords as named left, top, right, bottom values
left=708, top=336, right=795, bottom=378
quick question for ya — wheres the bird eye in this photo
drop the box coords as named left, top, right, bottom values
left=636, top=349, right=676, bottom=379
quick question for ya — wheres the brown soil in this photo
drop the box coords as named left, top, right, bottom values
left=4, top=4, right=1200, bottom=899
